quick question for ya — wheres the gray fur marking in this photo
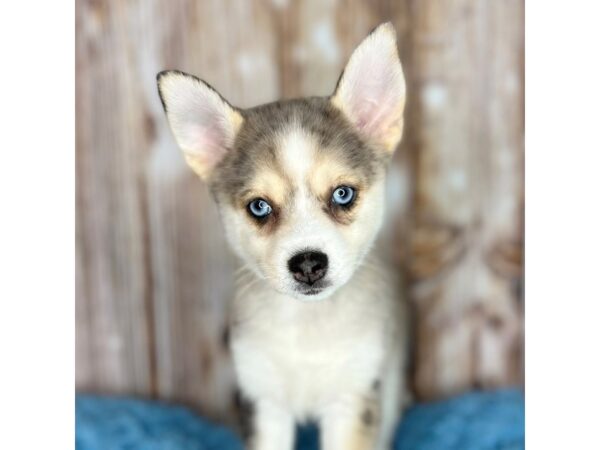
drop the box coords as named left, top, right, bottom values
left=211, top=97, right=387, bottom=200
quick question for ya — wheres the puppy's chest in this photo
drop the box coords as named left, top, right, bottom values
left=232, top=291, right=390, bottom=416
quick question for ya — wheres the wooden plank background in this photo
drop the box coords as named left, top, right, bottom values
left=76, top=0, right=524, bottom=420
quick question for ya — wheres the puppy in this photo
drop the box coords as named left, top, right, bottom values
left=157, top=22, right=409, bottom=450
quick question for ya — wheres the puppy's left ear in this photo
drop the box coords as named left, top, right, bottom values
left=157, top=71, right=243, bottom=180
left=331, top=22, right=406, bottom=154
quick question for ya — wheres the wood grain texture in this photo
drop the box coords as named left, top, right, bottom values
left=397, top=0, right=525, bottom=399
left=76, top=0, right=524, bottom=418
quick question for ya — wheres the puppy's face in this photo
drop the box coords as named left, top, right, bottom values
left=158, top=23, right=405, bottom=300
left=213, top=100, right=389, bottom=300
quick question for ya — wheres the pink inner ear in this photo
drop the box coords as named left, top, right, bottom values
left=340, top=49, right=403, bottom=142
left=192, top=124, right=228, bottom=168
left=180, top=105, right=232, bottom=170
left=161, top=73, right=239, bottom=175
left=352, top=90, right=401, bottom=140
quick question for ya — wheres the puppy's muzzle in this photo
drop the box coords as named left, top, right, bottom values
left=287, top=251, right=328, bottom=286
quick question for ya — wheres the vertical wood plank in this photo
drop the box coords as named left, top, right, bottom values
left=76, top=0, right=154, bottom=395
left=399, top=0, right=524, bottom=399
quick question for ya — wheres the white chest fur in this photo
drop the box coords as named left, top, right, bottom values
left=230, top=256, right=405, bottom=421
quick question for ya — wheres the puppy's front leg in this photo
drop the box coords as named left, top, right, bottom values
left=320, top=395, right=381, bottom=450
left=248, top=399, right=295, bottom=450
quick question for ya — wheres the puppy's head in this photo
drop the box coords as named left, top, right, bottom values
left=157, top=23, right=405, bottom=301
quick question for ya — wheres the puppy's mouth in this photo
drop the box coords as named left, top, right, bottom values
left=292, top=279, right=332, bottom=298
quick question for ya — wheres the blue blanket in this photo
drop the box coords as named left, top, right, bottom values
left=76, top=389, right=524, bottom=450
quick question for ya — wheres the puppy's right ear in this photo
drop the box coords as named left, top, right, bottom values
left=331, top=23, right=405, bottom=155
left=157, top=71, right=243, bottom=180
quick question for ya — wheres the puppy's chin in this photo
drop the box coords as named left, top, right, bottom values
left=280, top=276, right=352, bottom=302
left=289, top=284, right=334, bottom=302
left=276, top=269, right=356, bottom=302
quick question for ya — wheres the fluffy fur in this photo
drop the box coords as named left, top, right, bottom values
left=158, top=22, right=409, bottom=450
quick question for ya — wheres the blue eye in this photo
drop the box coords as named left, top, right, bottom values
left=331, top=186, right=355, bottom=206
left=248, top=198, right=272, bottom=218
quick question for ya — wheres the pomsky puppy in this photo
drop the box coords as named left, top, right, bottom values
left=157, top=22, right=409, bottom=450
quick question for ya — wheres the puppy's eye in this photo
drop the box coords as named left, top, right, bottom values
left=331, top=186, right=355, bottom=206
left=247, top=198, right=272, bottom=218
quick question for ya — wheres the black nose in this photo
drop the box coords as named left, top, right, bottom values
left=287, top=251, right=328, bottom=285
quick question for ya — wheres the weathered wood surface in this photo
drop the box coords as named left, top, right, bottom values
left=400, top=0, right=525, bottom=399
left=76, top=0, right=524, bottom=418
